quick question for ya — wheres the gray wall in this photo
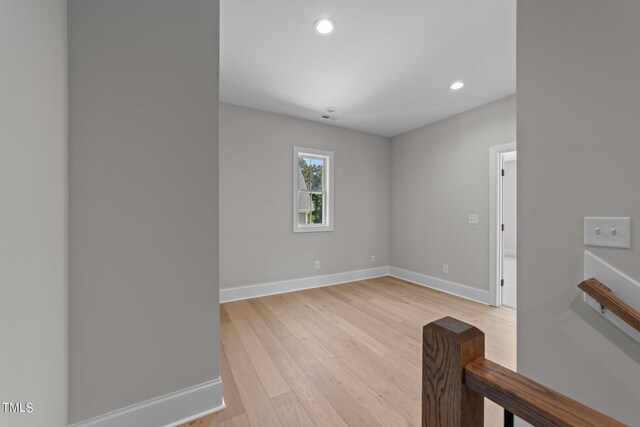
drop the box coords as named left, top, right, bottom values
left=390, top=96, right=516, bottom=291
left=0, top=1, right=68, bottom=426
left=518, top=0, right=640, bottom=423
left=220, top=103, right=389, bottom=289
left=69, top=0, right=220, bottom=422
left=503, top=159, right=517, bottom=252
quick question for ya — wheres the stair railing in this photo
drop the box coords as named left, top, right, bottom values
left=578, top=278, right=640, bottom=333
left=422, top=316, right=625, bottom=426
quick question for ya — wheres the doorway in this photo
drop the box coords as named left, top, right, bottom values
left=489, top=143, right=517, bottom=308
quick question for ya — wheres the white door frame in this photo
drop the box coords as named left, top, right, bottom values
left=489, top=142, right=516, bottom=307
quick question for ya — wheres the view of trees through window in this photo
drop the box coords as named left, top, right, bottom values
left=298, top=155, right=325, bottom=225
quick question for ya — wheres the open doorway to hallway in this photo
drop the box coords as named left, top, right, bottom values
left=490, top=143, right=517, bottom=309
left=501, top=151, right=517, bottom=309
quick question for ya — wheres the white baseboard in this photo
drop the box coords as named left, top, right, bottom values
left=220, top=265, right=490, bottom=306
left=504, top=248, right=517, bottom=257
left=220, top=266, right=391, bottom=303
left=389, top=267, right=490, bottom=305
left=69, top=377, right=224, bottom=427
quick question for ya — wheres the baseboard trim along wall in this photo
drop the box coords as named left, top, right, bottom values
left=220, top=266, right=391, bottom=303
left=220, top=265, right=490, bottom=306
left=68, top=378, right=224, bottom=427
left=389, top=267, right=490, bottom=305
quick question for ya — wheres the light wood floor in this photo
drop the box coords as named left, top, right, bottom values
left=183, top=276, right=516, bottom=427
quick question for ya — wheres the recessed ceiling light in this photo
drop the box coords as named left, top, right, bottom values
left=450, top=81, right=465, bottom=90
left=314, top=18, right=335, bottom=35
left=324, top=107, right=337, bottom=113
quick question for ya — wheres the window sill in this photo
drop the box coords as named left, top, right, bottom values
left=293, top=225, right=334, bottom=233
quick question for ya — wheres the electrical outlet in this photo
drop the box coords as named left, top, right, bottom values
left=370, top=254, right=376, bottom=263
left=443, top=264, right=449, bottom=274
left=468, top=214, right=479, bottom=225
left=314, top=260, right=320, bottom=270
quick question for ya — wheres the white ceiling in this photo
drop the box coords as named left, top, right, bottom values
left=220, top=0, right=516, bottom=138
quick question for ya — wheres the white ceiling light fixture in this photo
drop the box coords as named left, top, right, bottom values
left=314, top=18, right=335, bottom=35
left=450, top=81, right=465, bottom=90
left=324, top=107, right=337, bottom=113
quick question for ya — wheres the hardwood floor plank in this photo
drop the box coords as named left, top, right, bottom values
left=220, top=323, right=282, bottom=426
left=216, top=341, right=245, bottom=422
left=279, top=334, right=384, bottom=427
left=386, top=277, right=516, bottom=323
left=271, top=392, right=316, bottom=427
left=259, top=294, right=293, bottom=315
left=279, top=312, right=410, bottom=426
left=224, top=302, right=291, bottom=398
left=221, top=305, right=231, bottom=325
left=334, top=281, right=375, bottom=301
left=187, top=277, right=516, bottom=427
left=312, top=287, right=421, bottom=365
left=182, top=412, right=220, bottom=426
left=218, top=413, right=250, bottom=427
left=295, top=291, right=393, bottom=357
left=323, top=285, right=421, bottom=340
left=373, top=279, right=516, bottom=365
left=237, top=299, right=349, bottom=427
left=294, top=297, right=421, bottom=393
left=362, top=281, right=516, bottom=369
left=248, top=299, right=292, bottom=338
left=289, top=308, right=421, bottom=426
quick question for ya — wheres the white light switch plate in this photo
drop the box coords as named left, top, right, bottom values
left=468, top=214, right=479, bottom=225
left=584, top=217, right=631, bottom=248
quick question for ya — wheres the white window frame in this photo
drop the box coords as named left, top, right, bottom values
left=293, top=146, right=334, bottom=233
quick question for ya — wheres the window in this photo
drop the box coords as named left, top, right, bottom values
left=293, top=146, right=334, bottom=232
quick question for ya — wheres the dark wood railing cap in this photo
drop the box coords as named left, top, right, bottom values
left=424, top=316, right=484, bottom=341
left=464, top=357, right=625, bottom=427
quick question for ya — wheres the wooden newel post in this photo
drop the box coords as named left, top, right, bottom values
left=422, top=316, right=485, bottom=427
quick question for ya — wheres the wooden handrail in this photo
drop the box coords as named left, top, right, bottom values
left=578, top=278, right=640, bottom=333
left=465, top=358, right=624, bottom=427
left=422, top=317, right=625, bottom=427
